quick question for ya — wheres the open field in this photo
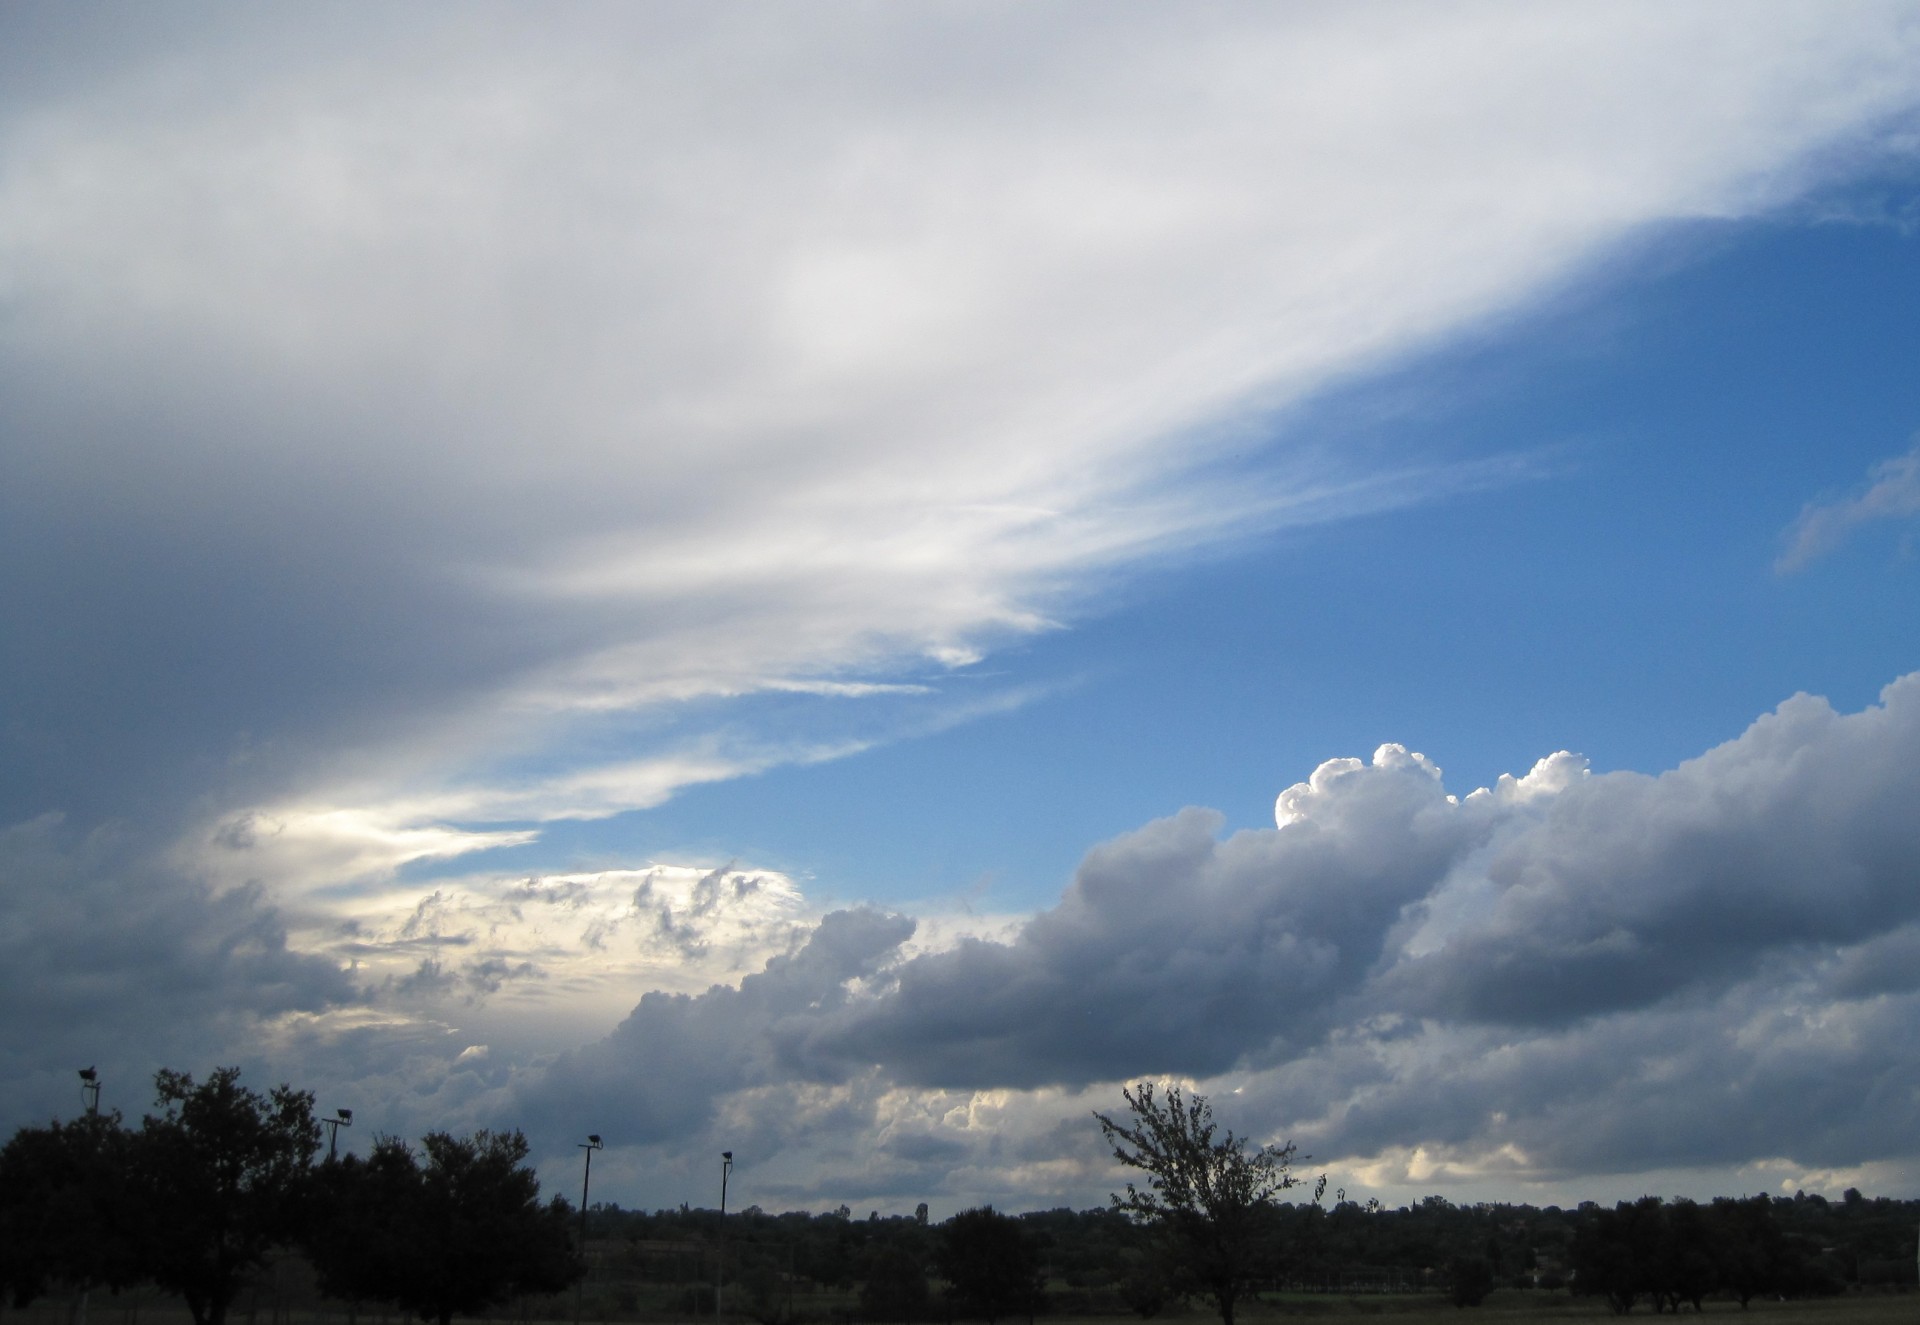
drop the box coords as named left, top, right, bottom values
left=4, top=1290, right=1914, bottom=1325
left=1238, top=1292, right=1917, bottom=1323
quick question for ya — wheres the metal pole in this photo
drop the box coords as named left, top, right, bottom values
left=717, top=1152, right=733, bottom=1320
left=575, top=1137, right=602, bottom=1325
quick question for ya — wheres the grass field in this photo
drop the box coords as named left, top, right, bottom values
left=4, top=1289, right=1911, bottom=1325
left=1230, top=1293, right=1917, bottom=1324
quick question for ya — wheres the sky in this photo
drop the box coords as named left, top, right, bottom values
left=5, top=1, right=1920, bottom=1218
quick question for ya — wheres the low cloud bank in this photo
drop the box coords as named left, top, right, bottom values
left=527, top=674, right=1920, bottom=1200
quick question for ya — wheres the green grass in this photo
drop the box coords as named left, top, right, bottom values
left=1222, top=1292, right=1918, bottom=1324
left=7, top=1287, right=1910, bottom=1325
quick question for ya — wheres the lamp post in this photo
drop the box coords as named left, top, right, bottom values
left=322, top=1108, right=354, bottom=1160
left=77, top=1067, right=100, bottom=1116
left=717, top=1151, right=733, bottom=1320
left=575, top=1135, right=602, bottom=1325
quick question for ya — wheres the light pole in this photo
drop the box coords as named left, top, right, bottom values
left=717, top=1151, right=733, bottom=1320
left=73, top=1068, right=102, bottom=1325
left=322, top=1108, right=354, bottom=1160
left=575, top=1135, right=602, bottom=1325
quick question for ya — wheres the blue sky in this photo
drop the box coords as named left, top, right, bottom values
left=5, top=2, right=1920, bottom=1216
left=528, top=206, right=1920, bottom=914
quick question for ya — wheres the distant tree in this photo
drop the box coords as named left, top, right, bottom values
left=1657, top=1199, right=1718, bottom=1312
left=936, top=1208, right=1041, bottom=1325
left=1094, top=1083, right=1306, bottom=1325
left=0, top=1112, right=139, bottom=1309
left=862, top=1243, right=930, bottom=1322
left=1709, top=1194, right=1812, bottom=1308
left=129, top=1068, right=319, bottom=1325
left=740, top=1257, right=793, bottom=1325
left=1117, top=1252, right=1170, bottom=1319
left=1570, top=1219, right=1635, bottom=1314
left=305, top=1130, right=579, bottom=1325
left=1445, top=1256, right=1495, bottom=1308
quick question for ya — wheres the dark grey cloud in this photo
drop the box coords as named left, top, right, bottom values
left=0, top=814, right=353, bottom=1121
left=1383, top=679, right=1920, bottom=1026
left=817, top=748, right=1481, bottom=1087
left=1273, top=974, right=1920, bottom=1183
left=515, top=908, right=916, bottom=1146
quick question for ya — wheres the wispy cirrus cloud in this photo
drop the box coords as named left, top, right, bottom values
left=6, top=3, right=1920, bottom=874
left=1778, top=440, right=1920, bottom=570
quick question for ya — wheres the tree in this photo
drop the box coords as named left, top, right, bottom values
left=935, top=1208, right=1040, bottom=1325
left=1116, top=1252, right=1171, bottom=1319
left=861, top=1243, right=930, bottom=1323
left=1094, top=1083, right=1307, bottom=1325
left=304, top=1135, right=422, bottom=1310
left=305, top=1130, right=580, bottom=1325
left=129, top=1067, right=319, bottom=1325
left=1445, top=1256, right=1495, bottom=1308
left=0, top=1112, right=139, bottom=1309
left=1657, top=1199, right=1719, bottom=1312
left=1709, top=1195, right=1804, bottom=1308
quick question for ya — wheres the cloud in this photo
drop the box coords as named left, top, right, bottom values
left=8, top=6, right=1920, bottom=1204
left=1778, top=441, right=1920, bottom=570
left=516, top=908, right=918, bottom=1146
left=0, top=814, right=354, bottom=1121
left=516, top=673, right=1920, bottom=1205
left=5, top=3, right=1920, bottom=873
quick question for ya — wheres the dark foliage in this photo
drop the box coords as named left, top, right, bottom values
left=1445, top=1256, right=1494, bottom=1308
left=6, top=1069, right=1918, bottom=1325
left=0, top=1112, right=140, bottom=1307
left=861, top=1242, right=930, bottom=1322
left=936, top=1207, right=1042, bottom=1324
left=304, top=1130, right=580, bottom=1325
left=1116, top=1252, right=1171, bottom=1318
left=304, top=1134, right=425, bottom=1306
left=130, top=1067, right=319, bottom=1325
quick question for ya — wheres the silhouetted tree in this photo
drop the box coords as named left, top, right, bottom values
left=1445, top=1256, right=1494, bottom=1308
left=862, top=1243, right=930, bottom=1322
left=1094, top=1083, right=1306, bottom=1325
left=304, top=1135, right=422, bottom=1308
left=1657, top=1199, right=1718, bottom=1312
left=128, top=1068, right=319, bottom=1325
left=305, top=1130, right=579, bottom=1325
left=1710, top=1194, right=1823, bottom=1307
left=0, top=1112, right=139, bottom=1309
left=936, top=1208, right=1040, bottom=1325
left=1117, top=1252, right=1170, bottom=1319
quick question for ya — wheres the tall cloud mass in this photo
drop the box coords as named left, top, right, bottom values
left=523, top=676, right=1920, bottom=1205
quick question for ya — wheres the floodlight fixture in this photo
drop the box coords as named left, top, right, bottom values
left=322, top=1107, right=354, bottom=1160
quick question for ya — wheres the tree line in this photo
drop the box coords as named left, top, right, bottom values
left=3, top=1071, right=1915, bottom=1325
left=0, top=1068, right=579, bottom=1325
left=582, top=1083, right=1917, bottom=1321
left=588, top=1189, right=1914, bottom=1321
